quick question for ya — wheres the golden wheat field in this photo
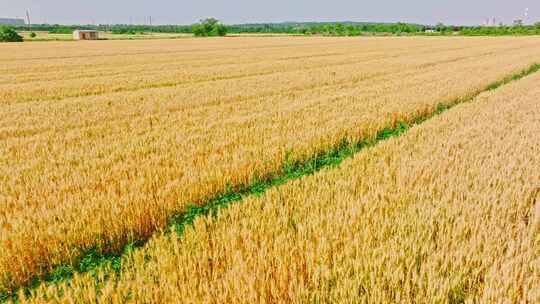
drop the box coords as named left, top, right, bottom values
left=1, top=36, right=540, bottom=299
left=21, top=61, right=540, bottom=304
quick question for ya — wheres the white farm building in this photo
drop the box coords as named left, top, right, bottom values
left=73, top=30, right=99, bottom=40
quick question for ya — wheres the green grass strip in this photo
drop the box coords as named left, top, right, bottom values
left=2, top=62, right=539, bottom=303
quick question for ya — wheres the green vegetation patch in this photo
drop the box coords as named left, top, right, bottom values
left=0, top=26, right=23, bottom=42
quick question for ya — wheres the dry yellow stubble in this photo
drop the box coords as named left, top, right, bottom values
left=23, top=68, right=540, bottom=304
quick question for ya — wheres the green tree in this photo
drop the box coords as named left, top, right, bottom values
left=334, top=23, right=345, bottom=36
left=435, top=22, right=446, bottom=32
left=211, top=23, right=227, bottom=36
left=346, top=25, right=360, bottom=36
left=0, top=26, right=23, bottom=42
left=29, top=32, right=37, bottom=38
left=192, top=18, right=227, bottom=37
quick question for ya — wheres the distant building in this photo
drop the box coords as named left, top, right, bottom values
left=73, top=30, right=99, bottom=40
left=513, top=19, right=524, bottom=27
left=0, top=18, right=25, bottom=26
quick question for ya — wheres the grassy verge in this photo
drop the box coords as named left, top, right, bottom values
left=2, top=62, right=539, bottom=303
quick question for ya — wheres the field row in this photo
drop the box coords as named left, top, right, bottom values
left=1, top=37, right=539, bottom=103
left=22, top=69, right=540, bottom=303
left=2, top=37, right=540, bottom=292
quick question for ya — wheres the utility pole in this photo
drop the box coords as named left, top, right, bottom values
left=26, top=10, right=31, bottom=31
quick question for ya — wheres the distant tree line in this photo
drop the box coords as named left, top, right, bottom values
left=19, top=19, right=226, bottom=36
left=423, top=22, right=540, bottom=36
left=109, top=25, right=192, bottom=35
left=21, top=24, right=193, bottom=34
left=8, top=20, right=540, bottom=39
left=228, top=21, right=540, bottom=36
left=9, top=21, right=427, bottom=36
left=459, top=23, right=540, bottom=36
left=227, top=22, right=426, bottom=35
left=303, top=22, right=424, bottom=36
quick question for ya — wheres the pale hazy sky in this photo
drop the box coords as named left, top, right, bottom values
left=1, top=0, right=539, bottom=26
